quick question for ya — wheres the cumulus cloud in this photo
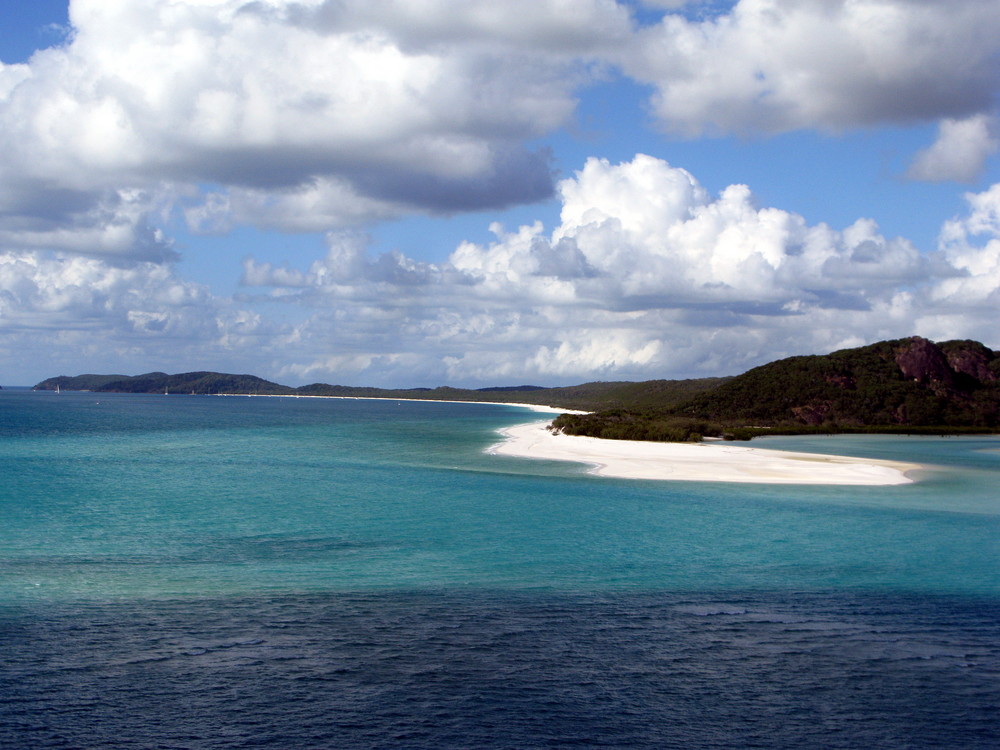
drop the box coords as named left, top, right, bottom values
left=0, top=0, right=630, bottom=248
left=237, top=155, right=997, bottom=386
left=0, top=252, right=215, bottom=334
left=0, top=249, right=273, bottom=380
left=2, top=0, right=998, bottom=259
left=619, top=0, right=1000, bottom=135
left=908, top=115, right=999, bottom=183
left=4, top=2, right=1000, bottom=385
left=0, top=188, right=177, bottom=263
left=8, top=153, right=1000, bottom=386
left=932, top=184, right=1000, bottom=312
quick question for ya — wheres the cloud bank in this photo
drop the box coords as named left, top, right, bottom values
left=241, top=155, right=1000, bottom=384
left=2, top=0, right=996, bottom=255
left=621, top=0, right=1000, bottom=136
left=1, top=0, right=632, bottom=245
left=1, top=1, right=1000, bottom=384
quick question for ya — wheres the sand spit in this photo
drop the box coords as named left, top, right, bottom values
left=490, top=421, right=921, bottom=485
left=216, top=394, right=918, bottom=484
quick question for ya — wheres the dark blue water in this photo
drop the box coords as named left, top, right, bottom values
left=2, top=591, right=998, bottom=749
left=2, top=390, right=999, bottom=748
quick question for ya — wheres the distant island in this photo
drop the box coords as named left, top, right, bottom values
left=33, top=370, right=727, bottom=413
left=34, top=337, right=1000, bottom=441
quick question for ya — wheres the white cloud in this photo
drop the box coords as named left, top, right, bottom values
left=184, top=180, right=406, bottom=235
left=0, top=0, right=631, bottom=248
left=619, top=0, right=1000, bottom=135
left=0, top=251, right=211, bottom=333
left=295, top=0, right=631, bottom=52
left=237, top=155, right=996, bottom=386
left=3, top=2, right=1000, bottom=386
left=1, top=0, right=998, bottom=263
left=908, top=115, right=999, bottom=183
left=0, top=188, right=176, bottom=263
left=932, top=184, right=1000, bottom=317
left=0, top=249, right=269, bottom=381
left=8, top=153, right=1000, bottom=386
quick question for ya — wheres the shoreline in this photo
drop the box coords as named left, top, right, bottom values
left=215, top=392, right=589, bottom=414
left=489, top=421, right=922, bottom=485
left=30, top=390, right=930, bottom=484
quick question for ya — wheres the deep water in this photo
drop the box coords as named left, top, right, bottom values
left=1, top=390, right=998, bottom=748
left=3, top=591, right=999, bottom=750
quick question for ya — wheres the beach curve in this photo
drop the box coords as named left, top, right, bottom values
left=489, top=421, right=921, bottom=485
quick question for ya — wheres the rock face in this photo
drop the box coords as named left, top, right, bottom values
left=895, top=337, right=954, bottom=385
left=894, top=336, right=999, bottom=390
left=791, top=402, right=833, bottom=425
left=946, top=344, right=997, bottom=382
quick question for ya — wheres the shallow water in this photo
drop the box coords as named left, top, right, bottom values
left=1, top=390, right=998, bottom=747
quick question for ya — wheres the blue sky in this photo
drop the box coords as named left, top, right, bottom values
left=1, top=0, right=998, bottom=387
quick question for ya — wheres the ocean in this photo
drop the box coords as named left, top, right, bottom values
left=1, top=389, right=998, bottom=748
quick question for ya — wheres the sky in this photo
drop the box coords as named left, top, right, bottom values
left=1, top=0, right=998, bottom=388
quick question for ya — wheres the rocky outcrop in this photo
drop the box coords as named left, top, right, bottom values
left=895, top=337, right=955, bottom=385
left=791, top=401, right=833, bottom=425
left=945, top=342, right=997, bottom=382
left=893, top=336, right=1000, bottom=392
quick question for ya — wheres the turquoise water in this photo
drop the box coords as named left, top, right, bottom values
left=2, top=389, right=998, bottom=602
left=2, top=390, right=999, bottom=748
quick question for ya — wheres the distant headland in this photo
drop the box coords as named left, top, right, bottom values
left=34, top=337, right=1000, bottom=441
left=33, top=370, right=728, bottom=413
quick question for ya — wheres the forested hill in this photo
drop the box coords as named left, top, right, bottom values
left=552, top=337, right=1000, bottom=441
left=674, top=337, right=1000, bottom=427
left=32, top=372, right=728, bottom=413
left=34, top=372, right=292, bottom=396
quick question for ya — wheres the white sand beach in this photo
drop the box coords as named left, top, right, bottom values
left=490, top=421, right=921, bottom=485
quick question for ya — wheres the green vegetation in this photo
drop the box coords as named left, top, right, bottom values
left=551, top=411, right=721, bottom=442
left=552, top=337, right=1000, bottom=442
left=34, top=372, right=293, bottom=395
left=33, top=337, right=1000, bottom=442
left=34, top=373, right=134, bottom=391
left=673, top=338, right=1000, bottom=429
left=527, top=378, right=733, bottom=412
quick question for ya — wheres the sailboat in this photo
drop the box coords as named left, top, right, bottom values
left=55, top=384, right=60, bottom=394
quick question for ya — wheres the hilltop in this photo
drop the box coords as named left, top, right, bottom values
left=675, top=337, right=999, bottom=427
left=552, top=337, right=1000, bottom=440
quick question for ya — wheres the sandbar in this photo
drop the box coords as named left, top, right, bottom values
left=490, top=421, right=921, bottom=485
